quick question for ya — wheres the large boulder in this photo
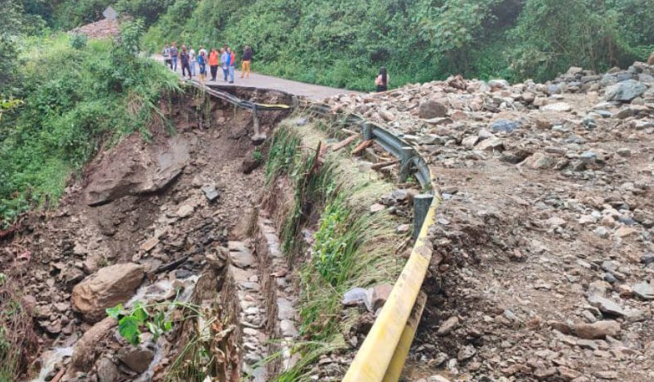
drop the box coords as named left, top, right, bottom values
left=605, top=80, right=648, bottom=102
left=418, top=99, right=448, bottom=119
left=72, top=263, right=144, bottom=322
left=69, top=317, right=118, bottom=373
left=85, top=134, right=192, bottom=206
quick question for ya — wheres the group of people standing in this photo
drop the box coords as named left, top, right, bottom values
left=162, top=42, right=253, bottom=83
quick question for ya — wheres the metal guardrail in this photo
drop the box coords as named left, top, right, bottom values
left=196, top=83, right=440, bottom=382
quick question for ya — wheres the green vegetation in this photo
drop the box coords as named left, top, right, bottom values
left=0, top=24, right=180, bottom=224
left=106, top=301, right=175, bottom=346
left=128, top=0, right=654, bottom=89
left=265, top=120, right=402, bottom=381
left=8, top=1, right=654, bottom=90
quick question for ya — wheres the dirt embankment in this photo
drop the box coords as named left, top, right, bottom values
left=0, top=89, right=290, bottom=381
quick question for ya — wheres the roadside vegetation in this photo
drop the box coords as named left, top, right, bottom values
left=0, top=20, right=179, bottom=224
left=26, top=0, right=654, bottom=90
left=264, top=121, right=402, bottom=381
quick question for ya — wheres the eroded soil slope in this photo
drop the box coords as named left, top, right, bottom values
left=0, top=90, right=289, bottom=381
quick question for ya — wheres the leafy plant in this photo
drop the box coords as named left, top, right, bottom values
left=252, top=148, right=262, bottom=162
left=106, top=301, right=174, bottom=345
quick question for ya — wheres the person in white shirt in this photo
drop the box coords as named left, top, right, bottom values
left=189, top=47, right=197, bottom=77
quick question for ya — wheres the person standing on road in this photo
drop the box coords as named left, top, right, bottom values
left=170, top=42, right=179, bottom=72
left=228, top=48, right=236, bottom=83
left=180, top=45, right=192, bottom=79
left=198, top=48, right=207, bottom=82
left=209, top=48, right=219, bottom=81
left=375, top=67, right=389, bottom=92
left=220, top=47, right=229, bottom=82
left=189, top=46, right=197, bottom=77
left=162, top=45, right=172, bottom=69
left=240, top=46, right=252, bottom=79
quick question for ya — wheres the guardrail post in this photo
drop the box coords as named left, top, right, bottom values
left=400, top=146, right=414, bottom=182
left=362, top=123, right=374, bottom=141
left=251, top=104, right=266, bottom=145
left=413, top=194, right=434, bottom=239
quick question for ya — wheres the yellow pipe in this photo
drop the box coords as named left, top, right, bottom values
left=343, top=193, right=439, bottom=382
left=382, top=291, right=427, bottom=382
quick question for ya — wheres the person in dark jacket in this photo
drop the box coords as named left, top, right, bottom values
left=180, top=45, right=192, bottom=79
left=375, top=67, right=389, bottom=92
left=241, top=46, right=252, bottom=79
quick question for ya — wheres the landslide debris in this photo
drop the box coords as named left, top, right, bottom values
left=326, top=62, right=654, bottom=381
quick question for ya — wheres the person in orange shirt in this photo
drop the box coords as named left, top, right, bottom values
left=208, top=48, right=219, bottom=82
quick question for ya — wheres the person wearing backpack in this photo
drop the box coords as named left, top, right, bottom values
left=162, top=45, right=172, bottom=69
left=240, top=46, right=252, bottom=79
left=228, top=48, right=236, bottom=83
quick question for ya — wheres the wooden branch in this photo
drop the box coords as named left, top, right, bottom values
left=332, top=134, right=361, bottom=152
left=371, top=159, right=400, bottom=171
left=352, top=140, right=373, bottom=155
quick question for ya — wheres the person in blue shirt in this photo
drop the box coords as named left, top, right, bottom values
left=220, top=47, right=229, bottom=82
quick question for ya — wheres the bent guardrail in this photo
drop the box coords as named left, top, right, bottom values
left=193, top=82, right=440, bottom=382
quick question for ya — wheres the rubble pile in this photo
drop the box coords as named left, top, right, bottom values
left=327, top=62, right=654, bottom=382
left=70, top=19, right=120, bottom=39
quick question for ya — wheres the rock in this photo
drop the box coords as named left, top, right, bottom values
left=616, top=148, right=632, bottom=157
left=534, top=367, right=557, bottom=380
left=85, top=135, right=190, bottom=206
left=277, top=298, right=295, bottom=320
left=70, top=317, right=118, bottom=372
left=140, top=237, right=159, bottom=253
left=97, top=358, right=120, bottom=382
left=201, top=185, right=219, bottom=201
left=342, top=287, right=367, bottom=306
left=176, top=203, right=195, bottom=218
left=593, top=371, right=618, bottom=380
left=117, top=345, right=155, bottom=373
left=641, top=253, right=654, bottom=265
left=229, top=242, right=254, bottom=268
left=632, top=282, right=654, bottom=300
left=573, top=320, right=621, bottom=339
left=558, top=366, right=581, bottom=381
left=523, top=152, right=555, bottom=170
left=490, top=119, right=521, bottom=133
left=380, top=109, right=395, bottom=122
left=462, top=135, right=479, bottom=149
left=419, top=99, right=448, bottom=119
left=437, top=316, right=460, bottom=336
left=366, top=283, right=393, bottom=312
left=457, top=345, right=476, bottom=361
left=587, top=295, right=626, bottom=317
left=428, top=376, right=452, bottom=382
left=605, top=80, right=647, bottom=102
left=615, top=226, right=636, bottom=238
left=475, top=137, right=504, bottom=151
left=542, top=102, right=573, bottom=112
left=242, top=158, right=262, bottom=174
left=72, top=263, right=144, bottom=322
left=280, top=320, right=299, bottom=337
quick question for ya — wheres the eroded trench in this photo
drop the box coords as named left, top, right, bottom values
left=3, top=87, right=311, bottom=382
